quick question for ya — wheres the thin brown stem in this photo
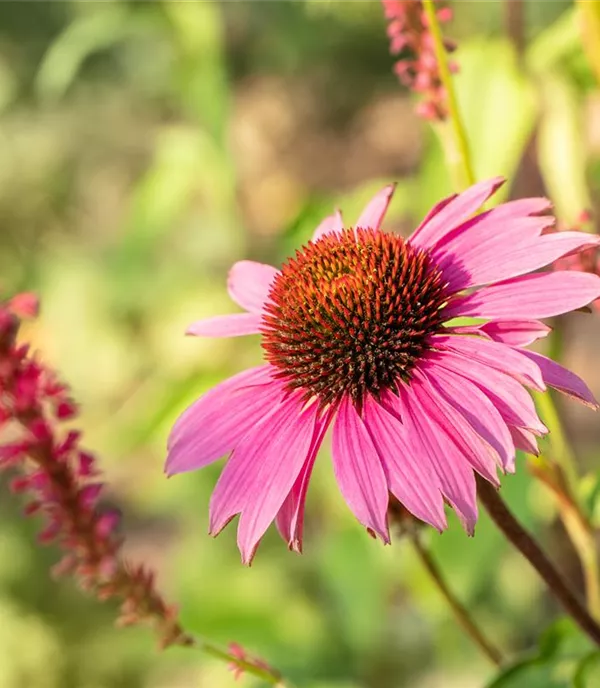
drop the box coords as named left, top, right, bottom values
left=477, top=476, right=600, bottom=646
left=411, top=534, right=504, bottom=666
left=504, top=0, right=525, bottom=58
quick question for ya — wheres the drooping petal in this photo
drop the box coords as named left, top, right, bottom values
left=186, top=313, right=263, bottom=338
left=236, top=397, right=322, bottom=564
left=429, top=348, right=547, bottom=435
left=355, top=184, right=396, bottom=231
left=438, top=229, right=599, bottom=293
left=332, top=397, right=390, bottom=542
left=312, top=209, right=344, bottom=242
left=420, top=360, right=515, bottom=473
left=520, top=350, right=599, bottom=409
left=409, top=177, right=505, bottom=250
left=362, top=395, right=447, bottom=531
left=166, top=366, right=283, bottom=475
left=478, top=320, right=551, bottom=347
left=445, top=271, right=600, bottom=321
left=395, top=383, right=479, bottom=533
left=510, top=426, right=539, bottom=457
left=432, top=334, right=545, bottom=391
left=207, top=396, right=301, bottom=537
left=227, top=260, right=278, bottom=313
left=275, top=407, right=334, bottom=553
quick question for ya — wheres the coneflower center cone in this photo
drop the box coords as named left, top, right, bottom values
left=261, top=228, right=449, bottom=408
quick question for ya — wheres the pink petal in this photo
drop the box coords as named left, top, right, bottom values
left=429, top=348, right=547, bottom=436
left=166, top=366, right=283, bottom=475
left=445, top=271, right=600, bottom=321
left=332, top=397, right=390, bottom=542
left=510, top=426, right=539, bottom=457
left=478, top=320, right=551, bottom=347
left=438, top=229, right=598, bottom=293
left=355, top=184, right=396, bottom=231
left=420, top=360, right=515, bottom=473
left=432, top=215, right=555, bottom=292
left=312, top=209, right=344, bottom=242
left=207, top=393, right=313, bottom=561
left=227, top=260, right=278, bottom=313
left=362, top=395, right=447, bottom=531
left=520, top=350, right=599, bottom=409
left=396, top=384, right=478, bottom=534
left=432, top=334, right=545, bottom=391
left=409, top=177, right=505, bottom=251
left=186, top=313, right=262, bottom=338
left=412, top=371, right=501, bottom=484
left=275, top=407, right=334, bottom=553
left=236, top=398, right=322, bottom=564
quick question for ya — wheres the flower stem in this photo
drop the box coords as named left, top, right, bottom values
left=410, top=533, right=504, bottom=666
left=476, top=476, right=600, bottom=646
left=421, top=0, right=475, bottom=189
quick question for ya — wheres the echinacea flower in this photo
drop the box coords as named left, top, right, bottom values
left=167, top=178, right=600, bottom=564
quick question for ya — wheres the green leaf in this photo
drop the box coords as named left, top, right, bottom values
left=454, top=39, right=537, bottom=199
left=486, top=618, right=594, bottom=688
left=537, top=74, right=591, bottom=224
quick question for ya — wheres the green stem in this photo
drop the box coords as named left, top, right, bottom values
left=411, top=534, right=504, bottom=666
left=201, top=641, right=285, bottom=685
left=422, top=0, right=475, bottom=189
left=477, top=476, right=600, bottom=647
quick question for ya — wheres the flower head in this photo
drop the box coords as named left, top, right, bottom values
left=382, top=0, right=456, bottom=120
left=167, top=179, right=600, bottom=564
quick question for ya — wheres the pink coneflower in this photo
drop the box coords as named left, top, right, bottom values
left=167, top=178, right=600, bottom=564
left=382, top=0, right=456, bottom=120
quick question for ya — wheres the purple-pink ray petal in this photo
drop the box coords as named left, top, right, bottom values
left=312, top=209, right=344, bottom=242
left=520, top=350, right=599, bottom=409
left=332, top=397, right=390, bottom=542
left=362, top=395, right=447, bottom=531
left=420, top=360, right=515, bottom=473
left=396, top=384, right=479, bottom=534
left=412, top=372, right=500, bottom=484
left=510, top=426, right=539, bottom=457
left=440, top=230, right=599, bottom=293
left=227, top=260, right=278, bottom=313
left=207, top=396, right=303, bottom=537
left=186, top=313, right=263, bottom=338
left=477, top=320, right=551, bottom=347
left=409, top=177, right=505, bottom=251
left=429, top=349, right=547, bottom=436
left=355, top=184, right=396, bottom=231
left=432, top=334, right=545, bottom=391
left=275, top=407, right=334, bottom=553
left=236, top=398, right=322, bottom=565
left=166, top=366, right=283, bottom=475
left=433, top=215, right=557, bottom=292
left=445, top=271, right=600, bottom=321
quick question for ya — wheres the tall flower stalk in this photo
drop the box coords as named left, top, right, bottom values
left=0, top=296, right=283, bottom=685
left=420, top=0, right=600, bottom=630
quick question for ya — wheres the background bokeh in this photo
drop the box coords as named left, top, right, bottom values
left=2, top=1, right=600, bottom=686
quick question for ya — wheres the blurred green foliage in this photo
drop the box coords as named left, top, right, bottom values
left=1, top=1, right=600, bottom=687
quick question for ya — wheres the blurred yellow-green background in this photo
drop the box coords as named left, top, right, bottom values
left=3, top=1, right=600, bottom=687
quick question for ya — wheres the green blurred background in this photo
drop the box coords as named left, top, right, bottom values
left=2, top=1, right=600, bottom=686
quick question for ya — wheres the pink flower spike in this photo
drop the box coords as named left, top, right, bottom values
left=167, top=179, right=599, bottom=561
left=355, top=183, right=396, bottom=231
